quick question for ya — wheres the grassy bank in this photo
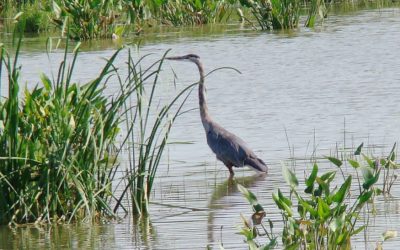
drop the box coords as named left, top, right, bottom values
left=1, top=0, right=397, bottom=40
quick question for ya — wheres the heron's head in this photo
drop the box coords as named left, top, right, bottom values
left=165, top=54, right=200, bottom=64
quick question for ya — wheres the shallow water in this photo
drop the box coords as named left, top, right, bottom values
left=1, top=6, right=400, bottom=250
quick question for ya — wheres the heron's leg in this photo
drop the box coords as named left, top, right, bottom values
left=225, top=163, right=234, bottom=176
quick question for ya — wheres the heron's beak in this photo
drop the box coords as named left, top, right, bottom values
left=165, top=56, right=185, bottom=61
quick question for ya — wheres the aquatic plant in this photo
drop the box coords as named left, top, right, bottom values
left=0, top=38, right=196, bottom=223
left=238, top=150, right=383, bottom=248
left=331, top=142, right=399, bottom=195
left=50, top=0, right=231, bottom=39
left=112, top=51, right=197, bottom=215
left=239, top=0, right=328, bottom=30
left=239, top=0, right=301, bottom=30
left=305, top=0, right=327, bottom=27
left=0, top=39, right=135, bottom=224
left=160, top=0, right=230, bottom=26
left=52, top=0, right=121, bottom=40
left=0, top=1, right=52, bottom=33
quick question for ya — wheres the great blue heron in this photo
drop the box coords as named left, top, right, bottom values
left=166, top=54, right=268, bottom=176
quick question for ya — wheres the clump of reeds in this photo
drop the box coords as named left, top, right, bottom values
left=239, top=0, right=327, bottom=30
left=0, top=37, right=196, bottom=224
left=239, top=0, right=300, bottom=30
left=160, top=0, right=230, bottom=26
left=0, top=39, right=133, bottom=224
left=52, top=0, right=120, bottom=40
left=112, top=50, right=197, bottom=215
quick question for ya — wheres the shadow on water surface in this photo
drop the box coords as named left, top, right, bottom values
left=207, top=173, right=267, bottom=247
left=0, top=223, right=118, bottom=249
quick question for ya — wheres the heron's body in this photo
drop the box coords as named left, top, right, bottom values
left=166, top=54, right=268, bottom=175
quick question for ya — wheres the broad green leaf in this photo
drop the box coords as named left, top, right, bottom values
left=360, top=166, right=373, bottom=183
left=354, top=142, right=364, bottom=155
left=320, top=171, right=336, bottom=183
left=362, top=154, right=375, bottom=169
left=253, top=203, right=264, bottom=213
left=358, top=190, right=373, bottom=203
left=282, top=164, right=298, bottom=188
left=336, top=231, right=349, bottom=245
left=362, top=169, right=380, bottom=190
left=332, top=176, right=352, bottom=203
left=281, top=200, right=293, bottom=217
left=327, top=156, right=342, bottom=168
left=351, top=225, right=366, bottom=236
left=380, top=158, right=387, bottom=167
left=238, top=184, right=258, bottom=206
left=299, top=199, right=317, bottom=217
left=40, top=73, right=52, bottom=91
left=375, top=187, right=383, bottom=196
left=317, top=197, right=330, bottom=221
left=114, top=25, right=125, bottom=37
left=278, top=189, right=292, bottom=207
left=274, top=190, right=293, bottom=216
left=272, top=192, right=283, bottom=210
left=316, top=177, right=330, bottom=197
left=305, top=163, right=318, bottom=187
left=304, top=185, right=313, bottom=194
left=329, top=213, right=345, bottom=232
left=348, top=159, right=360, bottom=169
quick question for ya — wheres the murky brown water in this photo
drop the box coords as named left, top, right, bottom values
left=1, top=6, right=400, bottom=250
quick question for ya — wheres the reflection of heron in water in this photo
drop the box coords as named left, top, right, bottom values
left=205, top=173, right=267, bottom=246
left=166, top=54, right=268, bottom=176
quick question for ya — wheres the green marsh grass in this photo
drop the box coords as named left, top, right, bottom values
left=0, top=1, right=52, bottom=33
left=239, top=0, right=302, bottom=30
left=52, top=0, right=121, bottom=40
left=112, top=51, right=197, bottom=215
left=2, top=0, right=399, bottom=39
left=0, top=39, right=133, bottom=224
left=160, top=0, right=231, bottom=26
left=0, top=38, right=193, bottom=223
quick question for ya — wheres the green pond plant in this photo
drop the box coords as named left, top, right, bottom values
left=0, top=39, right=127, bottom=224
left=238, top=143, right=396, bottom=249
left=112, top=50, right=197, bottom=215
left=160, top=0, right=231, bottom=26
left=0, top=0, right=331, bottom=39
left=238, top=0, right=327, bottom=30
left=52, top=0, right=121, bottom=40
left=0, top=36, right=194, bottom=224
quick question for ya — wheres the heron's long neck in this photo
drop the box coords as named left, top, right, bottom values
left=196, top=61, right=212, bottom=131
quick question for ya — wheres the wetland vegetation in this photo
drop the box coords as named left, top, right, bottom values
left=0, top=38, right=195, bottom=224
left=1, top=1, right=400, bottom=249
left=238, top=144, right=399, bottom=249
left=1, top=0, right=397, bottom=39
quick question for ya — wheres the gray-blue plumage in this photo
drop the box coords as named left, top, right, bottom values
left=166, top=54, right=268, bottom=175
left=206, top=121, right=267, bottom=173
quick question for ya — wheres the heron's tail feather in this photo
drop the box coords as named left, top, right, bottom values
left=245, top=156, right=268, bottom=173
